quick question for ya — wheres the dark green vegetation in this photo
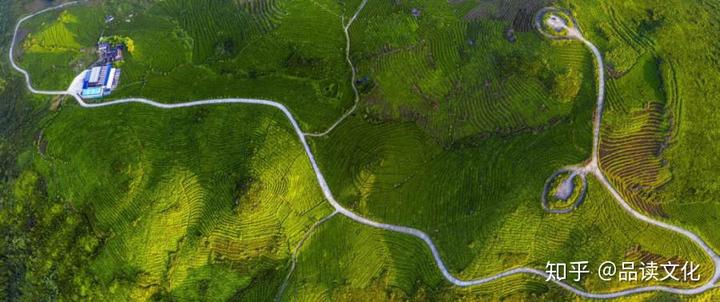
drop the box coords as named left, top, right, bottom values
left=351, top=1, right=584, bottom=140
left=2, top=0, right=720, bottom=301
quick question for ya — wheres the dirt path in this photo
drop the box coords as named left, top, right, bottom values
left=304, top=0, right=368, bottom=137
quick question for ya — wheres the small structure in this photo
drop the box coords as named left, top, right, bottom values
left=79, top=40, right=125, bottom=99
left=81, top=64, right=121, bottom=99
left=411, top=8, right=421, bottom=17
left=97, top=42, right=124, bottom=64
left=504, top=28, right=517, bottom=43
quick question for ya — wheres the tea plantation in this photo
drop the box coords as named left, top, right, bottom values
left=1, top=0, right=720, bottom=300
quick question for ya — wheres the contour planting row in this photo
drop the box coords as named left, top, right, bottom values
left=464, top=77, right=525, bottom=132
left=602, top=4, right=655, bottom=53
left=35, top=102, right=341, bottom=298
left=605, top=80, right=631, bottom=114
left=156, top=0, right=275, bottom=64
left=284, top=218, right=393, bottom=297
left=600, top=102, right=669, bottom=216
left=208, top=121, right=327, bottom=262
left=659, top=58, right=682, bottom=140
left=18, top=6, right=103, bottom=90
left=462, top=274, right=548, bottom=299
left=237, top=0, right=284, bottom=32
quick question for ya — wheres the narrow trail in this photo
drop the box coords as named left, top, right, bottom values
left=304, top=0, right=368, bottom=137
left=9, top=2, right=720, bottom=299
left=276, top=1, right=369, bottom=297
left=276, top=210, right=339, bottom=301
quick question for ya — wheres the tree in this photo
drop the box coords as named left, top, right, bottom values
left=99, top=36, right=135, bottom=54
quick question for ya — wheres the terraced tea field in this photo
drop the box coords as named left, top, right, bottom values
left=14, top=0, right=353, bottom=133
left=3, top=0, right=720, bottom=301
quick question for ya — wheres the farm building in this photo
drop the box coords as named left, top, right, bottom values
left=80, top=64, right=121, bottom=99
left=97, top=42, right=124, bottom=64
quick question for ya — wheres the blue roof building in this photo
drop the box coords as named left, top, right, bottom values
left=81, top=63, right=121, bottom=99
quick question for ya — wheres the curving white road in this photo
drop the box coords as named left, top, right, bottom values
left=9, top=2, right=720, bottom=299
left=276, top=1, right=368, bottom=296
left=535, top=9, right=720, bottom=298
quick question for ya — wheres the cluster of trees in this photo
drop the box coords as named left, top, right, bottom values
left=0, top=166, right=110, bottom=300
left=0, top=3, right=110, bottom=296
left=99, top=35, right=135, bottom=54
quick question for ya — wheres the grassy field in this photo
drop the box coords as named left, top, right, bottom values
left=3, top=0, right=720, bottom=301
